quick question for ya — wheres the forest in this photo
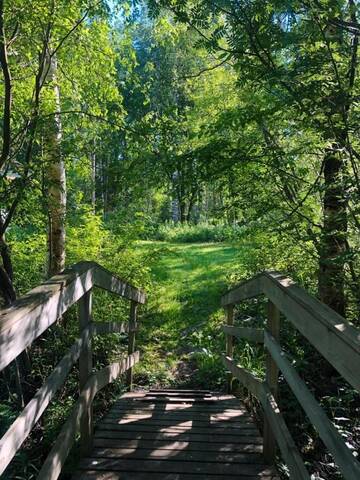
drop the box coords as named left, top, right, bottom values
left=0, top=0, right=360, bottom=479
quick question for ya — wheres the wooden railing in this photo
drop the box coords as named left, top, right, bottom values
left=222, top=270, right=360, bottom=480
left=0, top=261, right=146, bottom=480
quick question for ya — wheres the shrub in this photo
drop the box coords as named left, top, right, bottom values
left=153, top=222, right=248, bottom=243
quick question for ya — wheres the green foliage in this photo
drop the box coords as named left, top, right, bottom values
left=154, top=222, right=248, bottom=243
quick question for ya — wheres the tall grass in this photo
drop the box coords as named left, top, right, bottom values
left=153, top=222, right=247, bottom=243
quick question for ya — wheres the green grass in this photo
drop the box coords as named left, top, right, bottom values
left=133, top=240, right=251, bottom=389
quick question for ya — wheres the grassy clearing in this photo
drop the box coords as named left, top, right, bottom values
left=133, top=240, right=249, bottom=390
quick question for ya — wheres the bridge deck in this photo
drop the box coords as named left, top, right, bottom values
left=74, top=390, right=279, bottom=479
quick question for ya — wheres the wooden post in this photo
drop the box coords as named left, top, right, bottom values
left=79, top=290, right=93, bottom=455
left=225, top=304, right=234, bottom=393
left=126, top=300, right=137, bottom=391
left=263, top=300, right=280, bottom=464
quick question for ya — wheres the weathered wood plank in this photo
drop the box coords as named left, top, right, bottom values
left=96, top=423, right=259, bottom=435
left=264, top=331, right=360, bottom=479
left=93, top=263, right=145, bottom=304
left=260, top=384, right=309, bottom=480
left=0, top=328, right=91, bottom=476
left=74, top=471, right=279, bottom=480
left=94, top=430, right=263, bottom=444
left=0, top=261, right=145, bottom=372
left=221, top=270, right=360, bottom=392
left=89, top=447, right=264, bottom=464
left=102, top=416, right=254, bottom=427
left=126, top=301, right=137, bottom=390
left=225, top=304, right=234, bottom=393
left=79, top=291, right=93, bottom=455
left=263, top=301, right=280, bottom=463
left=37, top=352, right=140, bottom=480
left=222, top=355, right=263, bottom=398
left=263, top=272, right=360, bottom=392
left=105, top=410, right=250, bottom=420
left=109, top=404, right=248, bottom=413
left=221, top=274, right=264, bottom=306
left=74, top=389, right=279, bottom=479
left=79, top=457, right=276, bottom=476
left=0, top=264, right=95, bottom=371
left=92, top=437, right=264, bottom=453
left=222, top=325, right=264, bottom=343
left=92, top=321, right=129, bottom=335
left=149, top=389, right=211, bottom=394
left=144, top=391, right=211, bottom=398
left=136, top=396, right=217, bottom=403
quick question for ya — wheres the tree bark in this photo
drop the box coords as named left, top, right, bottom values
left=44, top=55, right=66, bottom=277
left=318, top=147, right=347, bottom=316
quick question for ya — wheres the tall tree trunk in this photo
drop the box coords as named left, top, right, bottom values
left=91, top=148, right=96, bottom=213
left=318, top=147, right=347, bottom=316
left=44, top=55, right=66, bottom=277
left=0, top=218, right=16, bottom=305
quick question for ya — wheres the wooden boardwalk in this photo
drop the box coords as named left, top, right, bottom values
left=74, top=389, right=279, bottom=479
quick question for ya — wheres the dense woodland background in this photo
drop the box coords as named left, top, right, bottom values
left=0, top=0, right=360, bottom=478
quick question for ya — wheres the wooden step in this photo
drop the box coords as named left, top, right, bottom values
left=72, top=389, right=278, bottom=479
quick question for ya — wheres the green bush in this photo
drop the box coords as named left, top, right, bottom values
left=153, top=221, right=248, bottom=243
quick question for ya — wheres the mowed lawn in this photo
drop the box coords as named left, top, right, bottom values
left=134, top=241, right=245, bottom=389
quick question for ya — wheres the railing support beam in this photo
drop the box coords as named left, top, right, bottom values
left=263, top=300, right=280, bottom=463
left=79, top=290, right=93, bottom=455
left=225, top=304, right=234, bottom=393
left=126, top=300, right=138, bottom=391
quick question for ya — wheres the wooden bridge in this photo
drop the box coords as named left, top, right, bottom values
left=0, top=261, right=360, bottom=479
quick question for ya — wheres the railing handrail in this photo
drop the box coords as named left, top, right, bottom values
left=0, top=261, right=145, bottom=478
left=221, top=270, right=360, bottom=391
left=0, top=260, right=146, bottom=372
left=221, top=270, right=360, bottom=480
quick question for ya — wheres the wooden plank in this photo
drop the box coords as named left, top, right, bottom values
left=110, top=406, right=247, bottom=416
left=222, top=325, right=264, bottom=343
left=0, top=264, right=95, bottom=371
left=260, top=384, right=309, bottom=480
left=92, top=321, right=129, bottom=335
left=94, top=430, right=263, bottom=444
left=225, top=305, right=234, bottom=393
left=89, top=447, right=264, bottom=464
left=126, top=301, right=137, bottom=391
left=262, top=271, right=360, bottom=391
left=105, top=410, right=250, bottom=419
left=149, top=389, right=211, bottom=394
left=136, top=397, right=217, bottom=403
left=221, top=274, right=264, bottom=306
left=109, top=404, right=247, bottom=414
left=102, top=415, right=254, bottom=426
left=0, top=261, right=146, bottom=372
left=0, top=328, right=90, bottom=476
left=92, top=437, right=263, bottom=453
left=263, top=301, right=280, bottom=463
left=265, top=331, right=360, bottom=479
left=74, top=471, right=278, bottom=480
left=221, top=270, right=360, bottom=392
left=79, top=291, right=93, bottom=455
left=79, top=457, right=275, bottom=476
left=93, top=264, right=145, bottom=304
left=37, top=352, right=140, bottom=480
left=96, top=423, right=259, bottom=435
left=144, top=391, right=211, bottom=398
left=222, top=356, right=264, bottom=398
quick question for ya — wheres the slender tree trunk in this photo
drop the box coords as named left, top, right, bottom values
left=45, top=56, right=66, bottom=277
left=318, top=147, right=347, bottom=316
left=91, top=153, right=96, bottom=213
left=0, top=220, right=16, bottom=305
